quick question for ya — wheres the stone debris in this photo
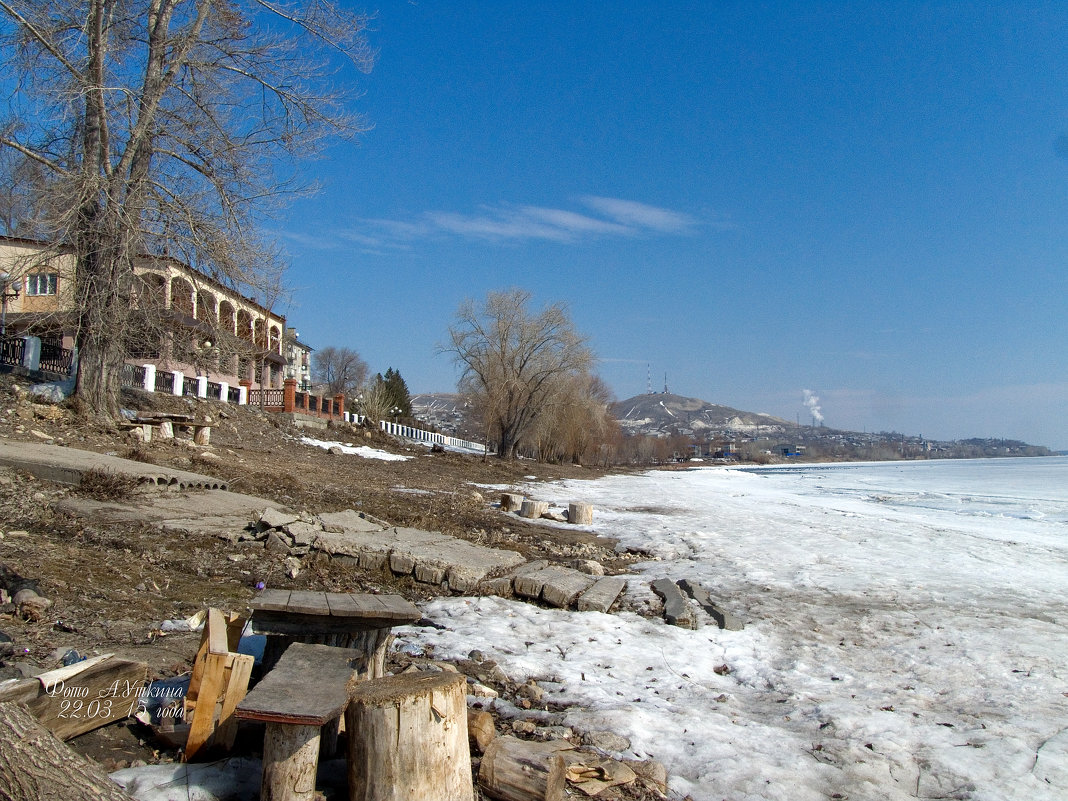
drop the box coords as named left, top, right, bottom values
left=676, top=578, right=745, bottom=630
left=650, top=578, right=697, bottom=629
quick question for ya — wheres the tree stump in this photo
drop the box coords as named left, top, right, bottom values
left=500, top=493, right=525, bottom=513
left=0, top=702, right=134, bottom=801
left=567, top=503, right=593, bottom=525
left=261, top=723, right=321, bottom=801
left=346, top=671, right=472, bottom=801
left=478, top=735, right=570, bottom=801
left=519, top=500, right=548, bottom=520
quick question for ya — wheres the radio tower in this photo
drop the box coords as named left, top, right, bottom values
left=664, top=373, right=669, bottom=394
left=646, top=364, right=652, bottom=395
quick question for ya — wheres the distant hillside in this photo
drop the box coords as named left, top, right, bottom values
left=413, top=391, right=791, bottom=440
left=611, top=393, right=791, bottom=438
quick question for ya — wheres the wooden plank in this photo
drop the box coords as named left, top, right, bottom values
left=215, top=653, right=254, bottom=750
left=285, top=590, right=330, bottom=616
left=185, top=651, right=229, bottom=761
left=207, top=608, right=229, bottom=655
left=236, top=643, right=362, bottom=726
left=251, top=589, right=292, bottom=613
left=23, top=657, right=148, bottom=741
left=375, top=594, right=421, bottom=621
left=225, top=612, right=246, bottom=653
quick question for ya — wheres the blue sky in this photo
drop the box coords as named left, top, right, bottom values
left=276, top=2, right=1068, bottom=449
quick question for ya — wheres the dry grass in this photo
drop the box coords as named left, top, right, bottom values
left=75, top=467, right=142, bottom=501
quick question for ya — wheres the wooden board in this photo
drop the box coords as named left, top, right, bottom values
left=250, top=590, right=419, bottom=623
left=236, top=643, right=363, bottom=726
left=284, top=590, right=331, bottom=616
left=0, top=656, right=148, bottom=741
left=251, top=589, right=292, bottom=613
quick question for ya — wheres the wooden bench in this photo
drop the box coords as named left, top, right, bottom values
left=236, top=643, right=364, bottom=801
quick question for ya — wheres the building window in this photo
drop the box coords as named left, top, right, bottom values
left=26, top=273, right=58, bottom=296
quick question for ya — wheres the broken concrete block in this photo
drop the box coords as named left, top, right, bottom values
left=283, top=520, right=321, bottom=546
left=676, top=578, right=745, bottom=630
left=258, top=507, right=299, bottom=530
left=477, top=576, right=514, bottom=597
left=264, top=531, right=291, bottom=553
left=317, top=509, right=385, bottom=532
left=540, top=568, right=594, bottom=608
left=514, top=565, right=593, bottom=608
left=576, top=576, right=626, bottom=613
left=571, top=559, right=605, bottom=576
left=651, top=578, right=697, bottom=629
left=414, top=563, right=447, bottom=585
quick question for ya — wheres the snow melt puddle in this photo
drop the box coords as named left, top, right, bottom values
left=300, top=436, right=411, bottom=461
left=398, top=459, right=1068, bottom=801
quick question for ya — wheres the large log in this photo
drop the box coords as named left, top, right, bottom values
left=0, top=702, right=133, bottom=801
left=346, top=671, right=472, bottom=801
left=478, top=736, right=571, bottom=801
left=519, top=500, right=548, bottom=520
left=567, top=503, right=593, bottom=525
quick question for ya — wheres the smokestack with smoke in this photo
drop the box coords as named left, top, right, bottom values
left=803, top=389, right=824, bottom=426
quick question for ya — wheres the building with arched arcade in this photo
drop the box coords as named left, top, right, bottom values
left=0, top=236, right=288, bottom=392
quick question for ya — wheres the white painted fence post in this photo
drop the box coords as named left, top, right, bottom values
left=218, top=381, right=229, bottom=403
left=142, top=364, right=156, bottom=392
left=21, top=336, right=40, bottom=371
left=238, top=386, right=248, bottom=405
left=171, top=371, right=184, bottom=397
left=196, top=375, right=208, bottom=398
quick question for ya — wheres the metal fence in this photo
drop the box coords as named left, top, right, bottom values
left=0, top=337, right=25, bottom=368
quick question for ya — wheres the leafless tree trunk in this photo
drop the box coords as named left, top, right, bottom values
left=0, top=0, right=373, bottom=420
left=0, top=702, right=133, bottom=801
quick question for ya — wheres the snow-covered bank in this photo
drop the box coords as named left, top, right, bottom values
left=397, top=459, right=1068, bottom=801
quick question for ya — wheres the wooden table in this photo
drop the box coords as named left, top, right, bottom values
left=249, top=590, right=421, bottom=676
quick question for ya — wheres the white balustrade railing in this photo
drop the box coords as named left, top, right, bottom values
left=379, top=420, right=488, bottom=454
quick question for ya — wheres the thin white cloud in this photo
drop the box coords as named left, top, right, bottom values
left=345, top=196, right=699, bottom=250
left=579, top=196, right=696, bottom=232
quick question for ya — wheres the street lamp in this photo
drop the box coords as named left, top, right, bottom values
left=0, top=273, right=20, bottom=338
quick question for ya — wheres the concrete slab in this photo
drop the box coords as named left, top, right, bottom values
left=651, top=578, right=697, bottom=629
left=314, top=525, right=522, bottom=593
left=514, top=565, right=594, bottom=608
left=317, top=509, right=386, bottom=532
left=576, top=577, right=627, bottom=613
left=676, top=578, right=745, bottom=630
left=55, top=490, right=286, bottom=538
left=0, top=438, right=229, bottom=490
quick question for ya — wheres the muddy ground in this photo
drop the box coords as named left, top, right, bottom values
left=0, top=375, right=667, bottom=798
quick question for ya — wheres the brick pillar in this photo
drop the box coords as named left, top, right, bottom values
left=334, top=394, right=345, bottom=420
left=283, top=378, right=297, bottom=414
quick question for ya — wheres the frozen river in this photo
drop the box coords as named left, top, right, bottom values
left=398, top=457, right=1068, bottom=801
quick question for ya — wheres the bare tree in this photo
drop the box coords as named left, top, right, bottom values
left=0, top=0, right=373, bottom=419
left=444, top=288, right=592, bottom=460
left=313, top=345, right=368, bottom=396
